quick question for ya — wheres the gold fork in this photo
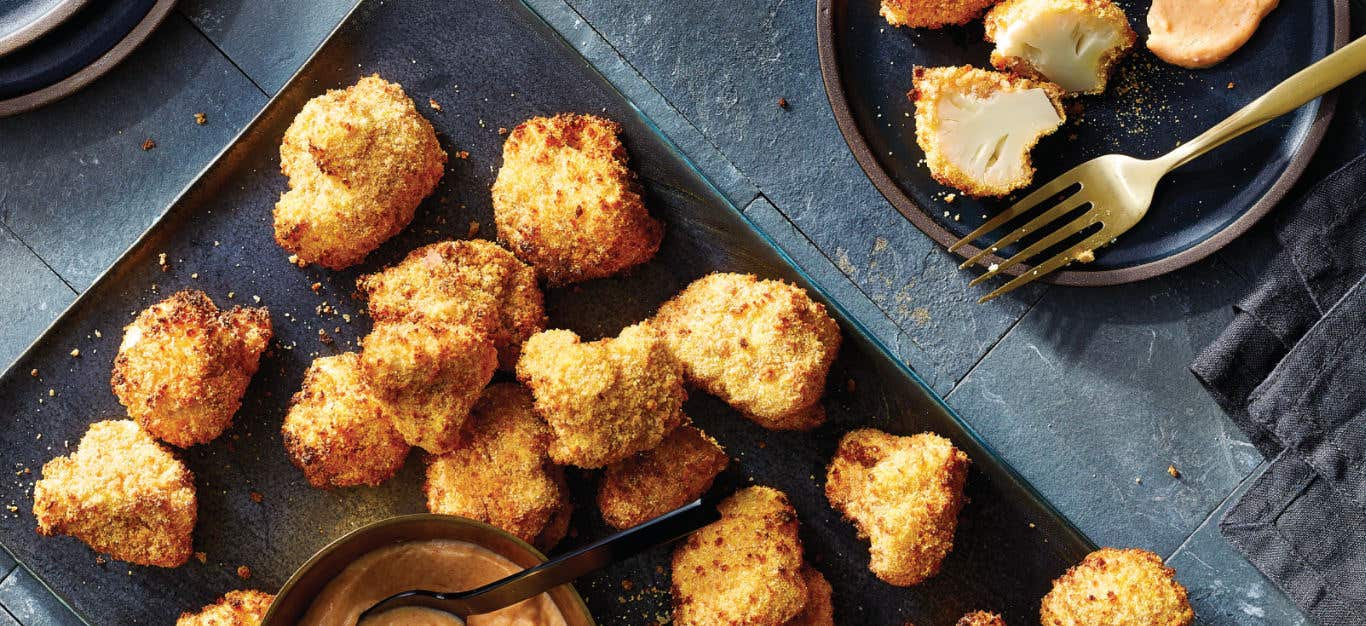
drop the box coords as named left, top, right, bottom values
left=952, top=35, right=1366, bottom=304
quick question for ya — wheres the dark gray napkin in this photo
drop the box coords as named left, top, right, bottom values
left=1191, top=148, right=1366, bottom=625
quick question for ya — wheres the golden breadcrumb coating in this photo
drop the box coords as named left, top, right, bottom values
left=492, top=113, right=662, bottom=285
left=357, top=239, right=546, bottom=369
left=516, top=324, right=685, bottom=468
left=111, top=290, right=271, bottom=448
left=33, top=420, right=196, bottom=567
left=985, top=0, right=1135, bottom=94
left=825, top=429, right=970, bottom=586
left=425, top=384, right=572, bottom=551
left=651, top=273, right=840, bottom=430
left=597, top=421, right=728, bottom=529
left=881, top=0, right=998, bottom=28
left=786, top=565, right=835, bottom=626
left=671, top=486, right=809, bottom=626
left=176, top=590, right=273, bottom=626
left=274, top=74, right=446, bottom=269
left=957, top=610, right=1007, bottom=626
left=359, top=320, right=497, bottom=454
left=1041, top=547, right=1194, bottom=626
left=282, top=352, right=409, bottom=488
left=911, top=65, right=1065, bottom=197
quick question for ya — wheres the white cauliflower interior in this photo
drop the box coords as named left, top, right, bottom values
left=986, top=0, right=1135, bottom=95
left=936, top=89, right=1062, bottom=191
left=993, top=12, right=1129, bottom=93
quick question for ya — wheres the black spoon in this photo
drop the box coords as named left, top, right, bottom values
left=358, top=493, right=721, bottom=622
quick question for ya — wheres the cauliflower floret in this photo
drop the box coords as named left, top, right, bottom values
left=880, top=0, right=999, bottom=28
left=986, top=0, right=1136, bottom=95
left=911, top=66, right=1065, bottom=197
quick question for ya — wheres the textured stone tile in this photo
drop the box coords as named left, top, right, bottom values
left=0, top=547, right=13, bottom=578
left=180, top=0, right=359, bottom=94
left=0, top=606, right=18, bottom=626
left=0, top=15, right=267, bottom=290
left=743, top=195, right=951, bottom=392
left=557, top=0, right=1043, bottom=383
left=1168, top=462, right=1310, bottom=626
left=947, top=259, right=1264, bottom=555
left=0, top=229, right=77, bottom=373
left=524, top=0, right=760, bottom=207
left=0, top=568, right=83, bottom=626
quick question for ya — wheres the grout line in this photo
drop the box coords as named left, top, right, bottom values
left=0, top=604, right=17, bottom=625
left=175, top=10, right=272, bottom=98
left=553, top=0, right=763, bottom=200
left=1162, top=460, right=1269, bottom=561
left=0, top=221, right=79, bottom=297
left=944, top=284, right=1051, bottom=399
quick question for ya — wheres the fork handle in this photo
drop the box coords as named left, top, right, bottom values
left=1160, top=34, right=1366, bottom=171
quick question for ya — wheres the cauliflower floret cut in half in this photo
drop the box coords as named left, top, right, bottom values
left=986, top=0, right=1136, bottom=95
left=911, top=65, right=1066, bottom=198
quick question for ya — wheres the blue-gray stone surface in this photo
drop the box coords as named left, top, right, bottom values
left=0, top=0, right=1328, bottom=623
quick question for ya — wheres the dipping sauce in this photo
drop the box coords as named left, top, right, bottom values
left=1147, top=0, right=1279, bottom=69
left=300, top=540, right=567, bottom=626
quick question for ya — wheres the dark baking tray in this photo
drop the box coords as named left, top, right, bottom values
left=0, top=0, right=1094, bottom=623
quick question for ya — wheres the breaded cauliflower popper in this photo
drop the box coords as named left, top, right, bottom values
left=33, top=420, right=196, bottom=567
left=671, top=486, right=810, bottom=626
left=492, top=113, right=662, bottom=285
left=177, top=590, right=273, bottom=626
left=825, top=429, right=970, bottom=586
left=597, top=422, right=728, bottom=529
left=787, top=565, right=835, bottom=626
left=282, top=352, right=409, bottom=489
left=358, top=239, right=545, bottom=369
left=425, top=384, right=572, bottom=551
left=111, top=290, right=271, bottom=448
left=881, top=0, right=998, bottom=28
left=912, top=66, right=1065, bottom=197
left=516, top=324, right=685, bottom=468
left=957, top=610, right=1007, bottom=626
left=1041, top=547, right=1194, bottom=626
left=360, top=320, right=497, bottom=454
left=985, top=0, right=1135, bottom=95
left=651, top=273, right=840, bottom=431
left=274, top=75, right=446, bottom=269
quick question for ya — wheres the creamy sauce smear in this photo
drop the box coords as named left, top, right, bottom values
left=1146, top=0, right=1278, bottom=69
left=300, top=540, right=567, bottom=626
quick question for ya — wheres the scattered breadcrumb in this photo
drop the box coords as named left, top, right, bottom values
left=1167, top=465, right=1180, bottom=478
left=778, top=97, right=789, bottom=109
left=141, top=138, right=156, bottom=151
left=194, top=112, right=207, bottom=125
left=428, top=97, right=442, bottom=111
left=69, top=348, right=79, bottom=358
left=236, top=565, right=252, bottom=580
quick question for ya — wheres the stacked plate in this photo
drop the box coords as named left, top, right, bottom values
left=0, top=0, right=176, bottom=116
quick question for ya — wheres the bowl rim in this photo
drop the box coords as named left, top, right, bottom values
left=259, top=513, right=595, bottom=626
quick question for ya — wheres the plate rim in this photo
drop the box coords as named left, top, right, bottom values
left=816, top=0, right=1347, bottom=287
left=0, top=0, right=175, bottom=118
left=0, top=0, right=89, bottom=57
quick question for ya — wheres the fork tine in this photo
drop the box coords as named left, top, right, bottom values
left=978, top=230, right=1114, bottom=303
left=948, top=174, right=1083, bottom=253
left=967, top=211, right=1099, bottom=287
left=958, top=194, right=1092, bottom=270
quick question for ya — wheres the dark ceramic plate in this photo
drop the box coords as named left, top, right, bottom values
left=0, top=0, right=1091, bottom=624
left=0, top=0, right=172, bottom=116
left=0, top=0, right=87, bottom=57
left=818, top=0, right=1346, bottom=286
